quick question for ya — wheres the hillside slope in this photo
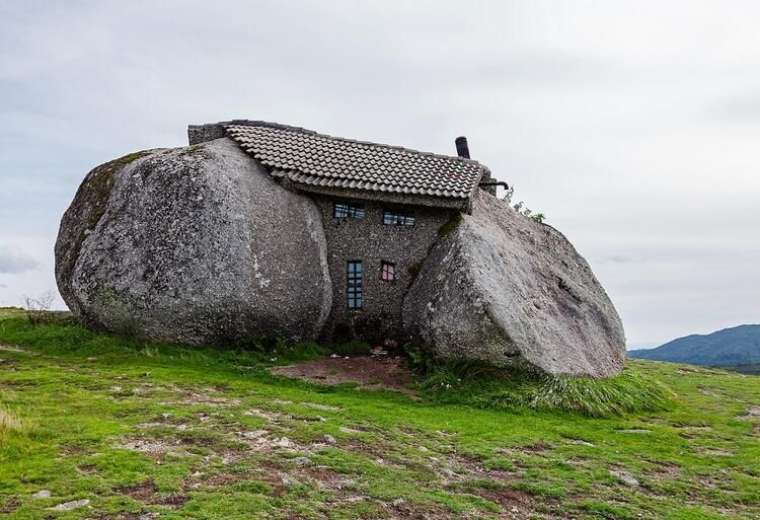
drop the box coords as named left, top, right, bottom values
left=629, top=324, right=760, bottom=367
left=1, top=309, right=759, bottom=519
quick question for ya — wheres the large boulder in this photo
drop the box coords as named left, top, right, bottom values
left=55, top=138, right=332, bottom=345
left=402, top=191, right=625, bottom=378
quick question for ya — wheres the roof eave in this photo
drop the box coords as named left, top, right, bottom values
left=289, top=182, right=470, bottom=211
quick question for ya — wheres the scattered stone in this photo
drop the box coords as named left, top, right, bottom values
left=179, top=393, right=240, bottom=407
left=610, top=469, right=639, bottom=487
left=301, top=402, right=341, bottom=412
left=741, top=406, right=760, bottom=418
left=336, top=478, right=357, bottom=490
left=238, top=430, right=268, bottom=440
left=119, top=438, right=183, bottom=457
left=323, top=434, right=336, bottom=444
left=699, top=448, right=734, bottom=457
left=616, top=429, right=651, bottom=434
left=281, top=474, right=298, bottom=488
left=49, top=499, right=90, bottom=512
left=441, top=467, right=457, bottom=479
left=566, top=439, right=595, bottom=447
left=32, top=490, right=51, bottom=499
left=244, top=408, right=281, bottom=421
left=273, top=437, right=296, bottom=449
left=392, top=498, right=405, bottom=507
left=293, top=457, right=311, bottom=466
left=339, top=426, right=363, bottom=434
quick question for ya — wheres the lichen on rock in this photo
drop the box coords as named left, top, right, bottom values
left=402, top=191, right=626, bottom=378
left=55, top=138, right=332, bottom=345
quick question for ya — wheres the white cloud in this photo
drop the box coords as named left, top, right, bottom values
left=0, top=246, right=39, bottom=274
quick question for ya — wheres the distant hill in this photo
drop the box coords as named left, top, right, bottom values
left=629, top=324, right=760, bottom=371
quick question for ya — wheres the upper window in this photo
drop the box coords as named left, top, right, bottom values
left=347, top=260, right=363, bottom=309
left=380, top=261, right=396, bottom=282
left=334, top=202, right=365, bottom=219
left=383, top=210, right=415, bottom=226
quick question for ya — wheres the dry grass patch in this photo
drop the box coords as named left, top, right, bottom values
left=0, top=407, right=23, bottom=435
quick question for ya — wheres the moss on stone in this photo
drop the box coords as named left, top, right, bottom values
left=114, top=150, right=150, bottom=165
left=437, top=212, right=463, bottom=238
left=55, top=151, right=151, bottom=302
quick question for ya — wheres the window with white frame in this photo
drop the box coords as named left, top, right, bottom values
left=382, top=210, right=415, bottom=226
left=334, top=201, right=365, bottom=219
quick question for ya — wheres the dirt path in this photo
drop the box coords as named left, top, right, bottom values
left=271, top=355, right=416, bottom=396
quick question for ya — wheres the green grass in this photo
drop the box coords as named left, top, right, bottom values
left=413, top=358, right=674, bottom=417
left=1, top=312, right=759, bottom=519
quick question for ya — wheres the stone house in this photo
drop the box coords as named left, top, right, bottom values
left=188, top=121, right=501, bottom=343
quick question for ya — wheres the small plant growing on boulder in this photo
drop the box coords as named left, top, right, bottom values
left=503, top=185, right=546, bottom=224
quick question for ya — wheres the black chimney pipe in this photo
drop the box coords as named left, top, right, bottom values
left=455, top=136, right=470, bottom=159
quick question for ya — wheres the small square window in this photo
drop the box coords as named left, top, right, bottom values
left=383, top=210, right=415, bottom=226
left=380, top=261, right=396, bottom=282
left=334, top=202, right=365, bottom=219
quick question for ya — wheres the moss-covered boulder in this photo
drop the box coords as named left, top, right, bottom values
left=55, top=138, right=332, bottom=344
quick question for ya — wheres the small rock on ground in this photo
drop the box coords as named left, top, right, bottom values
left=610, top=470, right=639, bottom=487
left=49, top=499, right=90, bottom=511
left=32, top=490, right=51, bottom=499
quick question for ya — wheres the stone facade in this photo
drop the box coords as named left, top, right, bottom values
left=312, top=195, right=454, bottom=343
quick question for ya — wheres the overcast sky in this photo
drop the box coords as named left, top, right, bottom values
left=1, top=1, right=758, bottom=347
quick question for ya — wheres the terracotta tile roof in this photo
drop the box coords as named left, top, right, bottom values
left=225, top=122, right=487, bottom=203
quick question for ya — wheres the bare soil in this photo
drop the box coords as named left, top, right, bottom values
left=270, top=355, right=416, bottom=396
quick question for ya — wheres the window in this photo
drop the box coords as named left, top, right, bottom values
left=334, top=202, right=365, bottom=219
left=380, top=261, right=396, bottom=282
left=383, top=210, right=415, bottom=226
left=346, top=260, right=363, bottom=309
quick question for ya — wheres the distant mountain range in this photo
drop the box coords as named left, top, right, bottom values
left=628, top=324, right=760, bottom=374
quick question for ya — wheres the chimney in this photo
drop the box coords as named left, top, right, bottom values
left=455, top=136, right=470, bottom=159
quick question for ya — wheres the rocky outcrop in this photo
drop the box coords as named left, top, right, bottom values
left=55, top=138, right=332, bottom=345
left=402, top=192, right=626, bottom=378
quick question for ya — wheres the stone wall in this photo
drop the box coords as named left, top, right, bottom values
left=188, top=124, right=227, bottom=145
left=312, top=195, right=454, bottom=344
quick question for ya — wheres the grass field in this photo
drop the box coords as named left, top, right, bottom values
left=1, top=308, right=759, bottom=519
